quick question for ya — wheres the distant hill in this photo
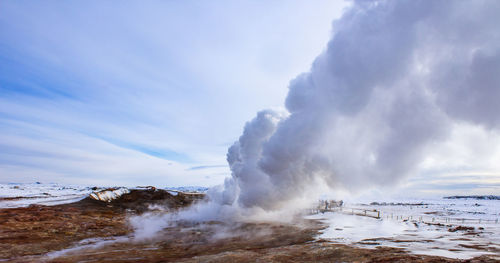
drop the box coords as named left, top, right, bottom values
left=164, top=186, right=209, bottom=193
left=443, top=195, right=500, bottom=200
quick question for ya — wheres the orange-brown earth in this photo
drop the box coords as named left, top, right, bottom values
left=0, top=189, right=498, bottom=263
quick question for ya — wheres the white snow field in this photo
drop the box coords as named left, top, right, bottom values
left=0, top=183, right=93, bottom=208
left=308, top=198, right=500, bottom=259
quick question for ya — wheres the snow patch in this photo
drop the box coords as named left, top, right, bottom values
left=89, top=188, right=130, bottom=202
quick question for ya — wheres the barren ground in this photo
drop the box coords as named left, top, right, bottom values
left=1, top=189, right=498, bottom=262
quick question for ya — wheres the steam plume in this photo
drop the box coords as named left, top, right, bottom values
left=209, top=0, right=500, bottom=215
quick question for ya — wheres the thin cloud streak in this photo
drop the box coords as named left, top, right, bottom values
left=0, top=1, right=348, bottom=186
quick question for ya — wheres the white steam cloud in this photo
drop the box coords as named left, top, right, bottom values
left=132, top=1, right=500, bottom=230
left=208, top=0, right=500, bottom=214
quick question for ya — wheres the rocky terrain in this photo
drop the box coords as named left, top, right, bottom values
left=1, top=188, right=498, bottom=262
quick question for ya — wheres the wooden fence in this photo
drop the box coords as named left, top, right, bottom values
left=310, top=206, right=499, bottom=224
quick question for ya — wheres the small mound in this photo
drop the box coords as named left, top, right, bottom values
left=82, top=187, right=205, bottom=213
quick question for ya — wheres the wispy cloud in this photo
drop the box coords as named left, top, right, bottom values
left=0, top=0, right=348, bottom=186
left=187, top=165, right=227, bottom=171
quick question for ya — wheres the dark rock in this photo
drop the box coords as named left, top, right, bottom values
left=443, top=195, right=500, bottom=200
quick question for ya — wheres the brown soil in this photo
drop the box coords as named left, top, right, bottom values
left=0, top=196, right=50, bottom=201
left=449, top=226, right=475, bottom=232
left=0, top=188, right=202, bottom=261
left=1, top=190, right=499, bottom=263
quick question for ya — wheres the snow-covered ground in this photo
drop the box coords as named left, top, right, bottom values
left=350, top=197, right=500, bottom=222
left=0, top=183, right=209, bottom=208
left=0, top=183, right=93, bottom=208
left=308, top=198, right=500, bottom=259
left=164, top=186, right=209, bottom=193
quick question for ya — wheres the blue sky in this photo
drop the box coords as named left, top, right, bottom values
left=1, top=1, right=499, bottom=196
left=0, top=1, right=349, bottom=187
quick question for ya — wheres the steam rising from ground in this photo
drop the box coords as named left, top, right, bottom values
left=134, top=0, right=500, bottom=233
left=211, top=0, right=500, bottom=214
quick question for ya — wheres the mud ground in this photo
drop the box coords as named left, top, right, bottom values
left=1, top=189, right=498, bottom=262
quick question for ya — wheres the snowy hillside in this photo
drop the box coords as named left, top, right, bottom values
left=0, top=183, right=210, bottom=208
